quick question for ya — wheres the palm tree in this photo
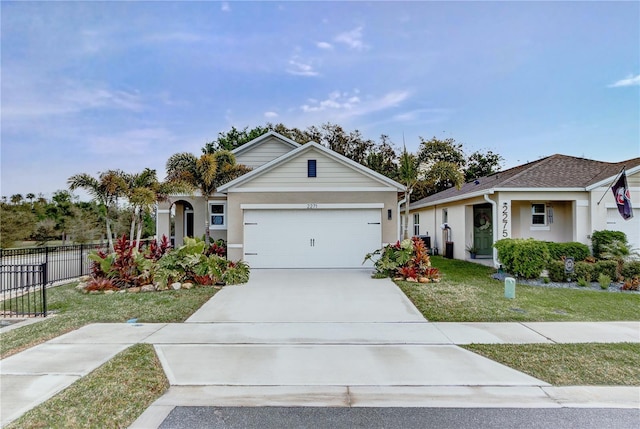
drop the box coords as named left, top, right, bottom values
left=398, top=146, right=464, bottom=239
left=10, top=194, right=23, bottom=205
left=165, top=150, right=250, bottom=242
left=68, top=170, right=128, bottom=252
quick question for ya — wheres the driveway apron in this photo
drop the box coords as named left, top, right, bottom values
left=150, top=270, right=548, bottom=409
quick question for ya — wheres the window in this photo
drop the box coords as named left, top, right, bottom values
left=531, top=203, right=546, bottom=225
left=307, top=159, right=317, bottom=177
left=209, top=203, right=226, bottom=228
left=413, top=213, right=420, bottom=236
left=442, top=208, right=448, bottom=224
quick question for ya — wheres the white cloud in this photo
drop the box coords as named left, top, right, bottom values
left=286, top=58, right=319, bottom=76
left=334, top=26, right=367, bottom=51
left=264, top=111, right=279, bottom=118
left=608, top=74, right=640, bottom=87
left=300, top=89, right=408, bottom=118
left=2, top=76, right=143, bottom=123
left=221, top=2, right=231, bottom=12
left=87, top=128, right=173, bottom=155
left=316, top=41, right=333, bottom=50
left=393, top=108, right=452, bottom=123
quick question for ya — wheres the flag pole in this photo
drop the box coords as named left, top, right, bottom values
left=597, top=166, right=626, bottom=206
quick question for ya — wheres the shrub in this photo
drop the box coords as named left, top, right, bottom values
left=495, top=238, right=550, bottom=279
left=598, top=273, right=611, bottom=290
left=364, top=237, right=440, bottom=281
left=621, top=261, right=640, bottom=280
left=546, top=242, right=590, bottom=261
left=576, top=277, right=588, bottom=287
left=595, top=260, right=617, bottom=280
left=621, top=277, right=639, bottom=291
left=547, top=260, right=568, bottom=282
left=591, top=230, right=627, bottom=259
left=574, top=261, right=596, bottom=282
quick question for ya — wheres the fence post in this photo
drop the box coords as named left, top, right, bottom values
left=80, top=243, right=84, bottom=276
left=41, top=262, right=48, bottom=317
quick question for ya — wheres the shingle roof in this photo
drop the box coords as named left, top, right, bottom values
left=410, top=154, right=640, bottom=209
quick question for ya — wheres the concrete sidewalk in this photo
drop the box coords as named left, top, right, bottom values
left=1, top=269, right=639, bottom=427
left=1, top=321, right=639, bottom=427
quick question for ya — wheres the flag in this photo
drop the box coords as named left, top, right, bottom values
left=611, top=171, right=633, bottom=220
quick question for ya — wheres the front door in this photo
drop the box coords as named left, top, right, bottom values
left=184, top=210, right=194, bottom=238
left=473, top=204, right=493, bottom=256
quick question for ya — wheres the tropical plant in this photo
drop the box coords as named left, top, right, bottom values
left=398, top=148, right=419, bottom=239
left=166, top=151, right=251, bottom=242
left=364, top=237, right=440, bottom=282
left=68, top=170, right=128, bottom=252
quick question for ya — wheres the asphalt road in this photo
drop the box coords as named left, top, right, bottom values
left=158, top=407, right=640, bottom=429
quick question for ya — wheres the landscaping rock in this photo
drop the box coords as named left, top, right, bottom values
left=79, top=275, right=91, bottom=282
left=171, top=282, right=182, bottom=290
left=75, top=282, right=87, bottom=291
left=141, top=284, right=156, bottom=292
left=128, top=287, right=141, bottom=293
left=104, top=290, right=115, bottom=295
left=182, top=282, right=193, bottom=290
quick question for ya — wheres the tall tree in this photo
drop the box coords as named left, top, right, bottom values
left=68, top=170, right=128, bottom=252
left=398, top=147, right=420, bottom=240
left=166, top=150, right=251, bottom=242
left=464, top=150, right=504, bottom=181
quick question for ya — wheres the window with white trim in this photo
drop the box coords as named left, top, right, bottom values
left=209, top=202, right=226, bottom=228
left=531, top=203, right=546, bottom=225
left=413, top=213, right=420, bottom=236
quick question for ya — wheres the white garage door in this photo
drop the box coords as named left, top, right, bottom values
left=606, top=208, right=640, bottom=251
left=243, top=209, right=381, bottom=268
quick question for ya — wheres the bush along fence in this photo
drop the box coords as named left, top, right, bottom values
left=493, top=235, right=640, bottom=291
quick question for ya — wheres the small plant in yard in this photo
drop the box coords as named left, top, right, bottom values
left=576, top=277, right=588, bottom=287
left=621, top=276, right=639, bottom=291
left=598, top=273, right=611, bottom=290
left=364, top=237, right=440, bottom=282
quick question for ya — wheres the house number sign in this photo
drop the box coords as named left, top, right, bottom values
left=502, top=202, right=509, bottom=238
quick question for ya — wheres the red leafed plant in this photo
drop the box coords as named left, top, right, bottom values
left=85, top=277, right=118, bottom=291
left=398, top=266, right=418, bottom=280
left=146, top=235, right=172, bottom=261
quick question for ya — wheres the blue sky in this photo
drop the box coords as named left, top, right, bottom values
left=2, top=1, right=639, bottom=200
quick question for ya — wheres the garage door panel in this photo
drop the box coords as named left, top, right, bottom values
left=244, top=209, right=381, bottom=268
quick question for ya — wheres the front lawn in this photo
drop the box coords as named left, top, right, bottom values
left=0, top=282, right=218, bottom=358
left=397, top=256, right=640, bottom=322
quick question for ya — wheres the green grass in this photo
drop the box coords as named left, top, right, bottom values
left=5, top=343, right=168, bottom=429
left=464, top=343, right=640, bottom=386
left=398, top=256, right=640, bottom=322
left=1, top=282, right=218, bottom=358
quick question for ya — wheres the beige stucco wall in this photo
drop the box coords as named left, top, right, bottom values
left=225, top=191, right=400, bottom=261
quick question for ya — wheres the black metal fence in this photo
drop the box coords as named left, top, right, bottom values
left=1, top=264, right=47, bottom=317
left=0, top=243, right=109, bottom=290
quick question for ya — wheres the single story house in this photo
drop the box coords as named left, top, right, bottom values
left=156, top=131, right=405, bottom=268
left=407, top=154, right=640, bottom=266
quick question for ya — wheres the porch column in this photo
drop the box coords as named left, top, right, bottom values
left=156, top=205, right=171, bottom=241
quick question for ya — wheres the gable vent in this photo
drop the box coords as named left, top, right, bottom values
left=308, top=159, right=317, bottom=178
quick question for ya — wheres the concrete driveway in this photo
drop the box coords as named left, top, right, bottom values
left=144, top=269, right=549, bottom=420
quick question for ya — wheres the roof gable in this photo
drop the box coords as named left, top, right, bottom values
left=218, top=141, right=404, bottom=192
left=231, top=131, right=300, bottom=156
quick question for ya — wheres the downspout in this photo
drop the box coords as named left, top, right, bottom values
left=483, top=193, right=498, bottom=268
left=397, top=194, right=407, bottom=242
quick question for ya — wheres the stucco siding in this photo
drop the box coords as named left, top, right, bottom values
left=235, top=136, right=295, bottom=169
left=234, top=148, right=383, bottom=189
left=225, top=191, right=399, bottom=261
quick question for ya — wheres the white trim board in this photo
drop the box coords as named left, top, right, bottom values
left=241, top=203, right=385, bottom=210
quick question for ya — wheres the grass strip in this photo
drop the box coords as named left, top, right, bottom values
left=1, top=283, right=218, bottom=358
left=5, top=343, right=168, bottom=429
left=397, top=256, right=640, bottom=322
left=464, top=343, right=640, bottom=386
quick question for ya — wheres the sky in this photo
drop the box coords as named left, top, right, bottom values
left=2, top=1, right=639, bottom=201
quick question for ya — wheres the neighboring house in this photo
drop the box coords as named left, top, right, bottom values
left=156, top=131, right=405, bottom=268
left=407, top=154, right=640, bottom=266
